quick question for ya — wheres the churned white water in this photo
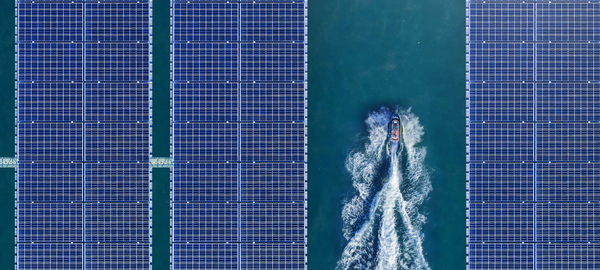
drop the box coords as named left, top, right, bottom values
left=338, top=107, right=431, bottom=270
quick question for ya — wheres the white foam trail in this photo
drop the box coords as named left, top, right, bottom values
left=338, top=107, right=431, bottom=270
left=341, top=109, right=389, bottom=240
left=375, top=157, right=400, bottom=270
left=337, top=191, right=381, bottom=270
left=398, top=112, right=431, bottom=269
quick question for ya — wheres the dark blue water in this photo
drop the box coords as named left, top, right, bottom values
left=308, top=0, right=466, bottom=269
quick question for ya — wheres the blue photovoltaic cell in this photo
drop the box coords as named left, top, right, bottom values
left=469, top=43, right=534, bottom=82
left=536, top=123, right=600, bottom=162
left=18, top=163, right=83, bottom=203
left=240, top=123, right=304, bottom=162
left=173, top=163, right=238, bottom=203
left=240, top=203, right=304, bottom=242
left=537, top=163, right=600, bottom=202
left=240, top=3, right=304, bottom=42
left=469, top=123, right=534, bottom=162
left=537, top=3, right=600, bottom=42
left=17, top=3, right=83, bottom=42
left=85, top=2, right=150, bottom=42
left=85, top=123, right=149, bottom=162
left=469, top=243, right=534, bottom=269
left=173, top=3, right=238, bottom=42
left=469, top=82, right=534, bottom=122
left=173, top=203, right=238, bottom=243
left=85, top=43, right=150, bottom=82
left=17, top=243, right=83, bottom=270
left=85, top=203, right=150, bottom=243
left=537, top=83, right=600, bottom=122
left=536, top=43, right=600, bottom=82
left=18, top=203, right=83, bottom=243
left=85, top=243, right=151, bottom=270
left=469, top=3, right=534, bottom=42
left=173, top=43, right=238, bottom=82
left=18, top=83, right=83, bottom=123
left=240, top=43, right=304, bottom=82
left=241, top=83, right=304, bottom=122
left=173, top=243, right=238, bottom=270
left=469, top=163, right=534, bottom=203
left=240, top=243, right=305, bottom=269
left=18, top=123, right=83, bottom=163
left=537, top=243, right=600, bottom=269
left=85, top=163, right=150, bottom=202
left=85, top=83, right=150, bottom=122
left=173, top=122, right=238, bottom=162
left=469, top=203, right=534, bottom=243
left=18, top=43, right=83, bottom=82
left=173, top=82, right=238, bottom=123
left=537, top=203, right=600, bottom=243
left=241, top=163, right=304, bottom=202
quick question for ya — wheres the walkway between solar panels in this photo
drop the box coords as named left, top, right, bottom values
left=0, top=158, right=16, bottom=168
left=150, top=157, right=173, bottom=168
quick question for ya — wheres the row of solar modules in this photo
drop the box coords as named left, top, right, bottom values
left=17, top=243, right=150, bottom=269
left=172, top=203, right=303, bottom=242
left=18, top=83, right=149, bottom=123
left=18, top=43, right=150, bottom=82
left=469, top=3, right=599, bottom=42
left=18, top=2, right=150, bottom=42
left=173, top=243, right=304, bottom=269
left=470, top=243, right=600, bottom=269
left=172, top=2, right=305, bottom=42
left=174, top=163, right=304, bottom=202
left=173, top=83, right=304, bottom=122
left=18, top=163, right=149, bottom=202
left=469, top=122, right=600, bottom=162
left=469, top=43, right=599, bottom=82
left=470, top=203, right=600, bottom=242
left=470, top=163, right=600, bottom=202
left=18, top=122, right=149, bottom=162
left=470, top=82, right=600, bottom=122
left=172, top=43, right=304, bottom=83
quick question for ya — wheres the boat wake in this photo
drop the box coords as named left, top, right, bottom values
left=338, top=107, right=431, bottom=270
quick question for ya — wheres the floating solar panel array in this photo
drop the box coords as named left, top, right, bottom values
left=467, top=0, right=600, bottom=268
left=16, top=0, right=152, bottom=269
left=171, top=1, right=307, bottom=269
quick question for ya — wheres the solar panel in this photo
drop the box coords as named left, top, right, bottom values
left=241, top=83, right=304, bottom=122
left=467, top=0, right=599, bottom=268
left=18, top=243, right=83, bottom=270
left=173, top=243, right=238, bottom=270
left=537, top=243, right=600, bottom=269
left=173, top=82, right=239, bottom=122
left=173, top=163, right=238, bottom=202
left=469, top=163, right=534, bottom=203
left=16, top=1, right=152, bottom=269
left=537, top=163, right=600, bottom=202
left=18, top=163, right=83, bottom=203
left=171, top=1, right=307, bottom=269
left=240, top=163, right=304, bottom=202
